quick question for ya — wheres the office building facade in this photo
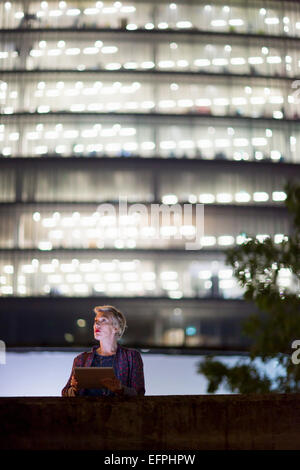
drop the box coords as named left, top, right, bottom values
left=0, top=0, right=299, bottom=349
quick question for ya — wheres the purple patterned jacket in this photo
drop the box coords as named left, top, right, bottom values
left=61, top=344, right=145, bottom=397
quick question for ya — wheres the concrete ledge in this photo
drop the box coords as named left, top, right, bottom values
left=1, top=394, right=300, bottom=450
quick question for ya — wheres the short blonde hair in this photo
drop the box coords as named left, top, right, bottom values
left=93, top=305, right=127, bottom=339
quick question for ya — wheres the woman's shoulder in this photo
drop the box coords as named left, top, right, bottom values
left=118, top=345, right=142, bottom=358
left=73, top=349, right=94, bottom=365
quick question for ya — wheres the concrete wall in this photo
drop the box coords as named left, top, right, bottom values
left=1, top=394, right=300, bottom=450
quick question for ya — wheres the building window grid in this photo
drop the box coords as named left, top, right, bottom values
left=1, top=117, right=300, bottom=162
left=1, top=1, right=300, bottom=38
left=0, top=0, right=299, bottom=347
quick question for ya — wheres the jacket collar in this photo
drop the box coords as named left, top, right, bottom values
left=87, top=343, right=126, bottom=381
left=86, top=343, right=123, bottom=367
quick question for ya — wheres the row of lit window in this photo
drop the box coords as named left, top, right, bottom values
left=0, top=261, right=293, bottom=279
left=0, top=106, right=289, bottom=124
left=0, top=152, right=289, bottom=163
left=1, top=46, right=295, bottom=66
left=0, top=121, right=298, bottom=161
left=0, top=262, right=292, bottom=277
left=31, top=207, right=286, bottom=228
left=1, top=40, right=295, bottom=54
left=3, top=264, right=235, bottom=278
left=10, top=209, right=290, bottom=248
left=0, top=98, right=292, bottom=110
left=0, top=78, right=292, bottom=117
left=1, top=50, right=299, bottom=75
left=0, top=142, right=289, bottom=161
left=1, top=40, right=296, bottom=57
left=0, top=277, right=242, bottom=298
left=0, top=148, right=291, bottom=162
left=1, top=121, right=297, bottom=141
left=23, top=53, right=300, bottom=69
left=0, top=282, right=238, bottom=297
left=0, top=258, right=240, bottom=298
left=1, top=1, right=299, bottom=18
left=0, top=129, right=292, bottom=148
left=161, top=191, right=287, bottom=203
left=25, top=207, right=288, bottom=235
left=0, top=81, right=295, bottom=101
left=0, top=263, right=294, bottom=297
left=0, top=107, right=291, bottom=122
left=2, top=136, right=287, bottom=148
left=31, top=202, right=286, bottom=229
left=0, top=149, right=290, bottom=162
left=0, top=92, right=293, bottom=106
left=0, top=125, right=293, bottom=142
left=2, top=1, right=300, bottom=37
left=1, top=79, right=295, bottom=95
left=0, top=81, right=297, bottom=107
left=13, top=234, right=289, bottom=252
left=0, top=129, right=290, bottom=141
left=1, top=41, right=298, bottom=70
left=2, top=2, right=136, bottom=16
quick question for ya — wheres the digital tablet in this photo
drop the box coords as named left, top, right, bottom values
left=74, top=367, right=116, bottom=389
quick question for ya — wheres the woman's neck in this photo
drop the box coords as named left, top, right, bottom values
left=97, top=339, right=118, bottom=355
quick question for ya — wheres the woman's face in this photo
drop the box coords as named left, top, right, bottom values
left=93, top=312, right=118, bottom=341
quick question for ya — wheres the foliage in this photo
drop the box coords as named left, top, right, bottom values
left=198, top=181, right=300, bottom=393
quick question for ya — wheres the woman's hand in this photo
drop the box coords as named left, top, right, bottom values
left=101, top=377, right=123, bottom=393
left=70, top=375, right=79, bottom=392
left=70, top=375, right=124, bottom=394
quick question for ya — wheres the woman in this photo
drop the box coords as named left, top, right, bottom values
left=62, top=305, right=145, bottom=397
